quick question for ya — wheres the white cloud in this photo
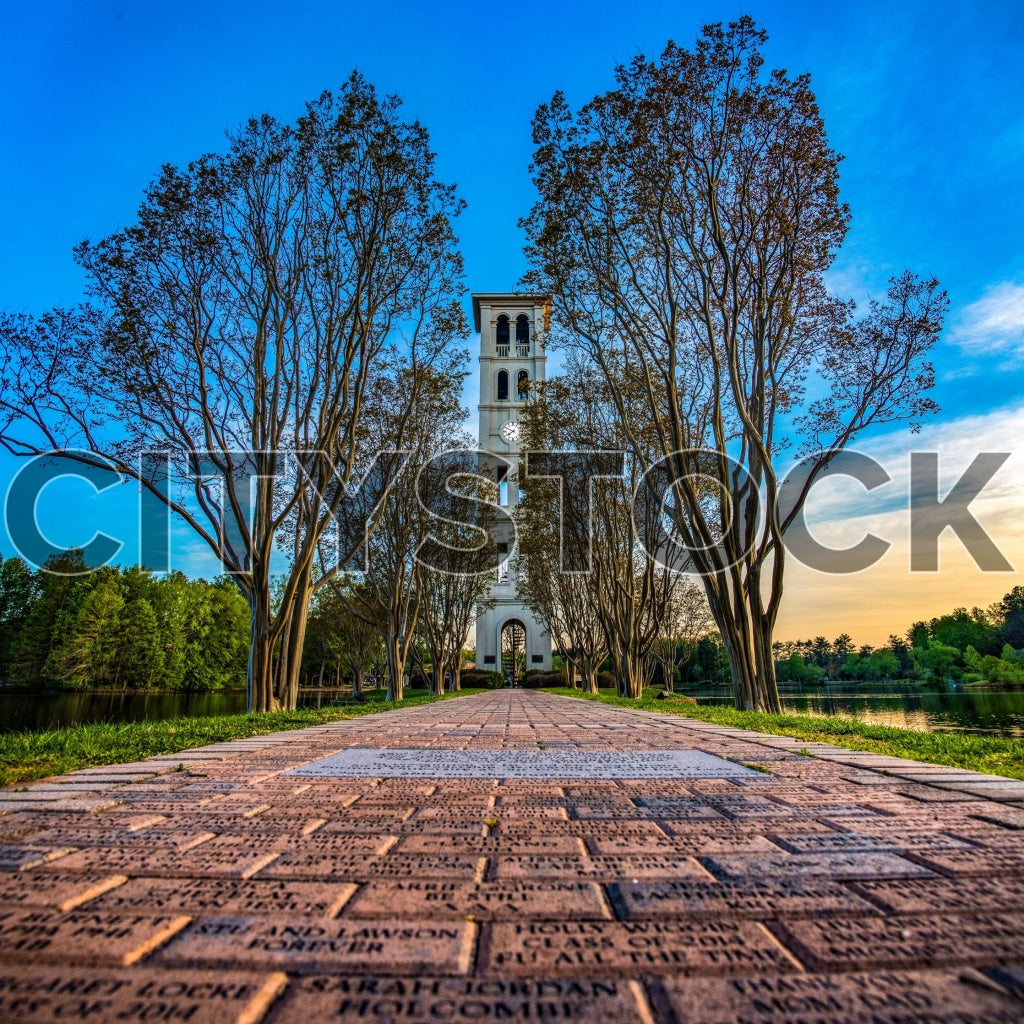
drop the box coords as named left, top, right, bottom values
left=776, top=402, right=1024, bottom=644
left=795, top=402, right=1024, bottom=526
left=952, top=281, right=1024, bottom=359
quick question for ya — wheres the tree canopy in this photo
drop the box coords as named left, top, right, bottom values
left=0, top=74, right=467, bottom=711
left=522, top=17, right=946, bottom=710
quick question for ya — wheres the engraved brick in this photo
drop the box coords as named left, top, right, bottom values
left=29, top=826, right=217, bottom=849
left=267, top=975, right=652, bottom=1023
left=702, top=851, right=933, bottom=881
left=0, top=964, right=287, bottom=1023
left=483, top=919, right=800, bottom=976
left=768, top=832, right=977, bottom=854
left=398, top=834, right=585, bottom=856
left=776, top=912, right=1024, bottom=970
left=491, top=854, right=714, bottom=882
left=584, top=833, right=685, bottom=856
left=655, top=968, right=1024, bottom=1023
left=904, top=848, right=1024, bottom=876
left=0, top=907, right=190, bottom=965
left=849, top=875, right=1024, bottom=914
left=258, top=853, right=487, bottom=882
left=317, top=815, right=422, bottom=834
left=567, top=804, right=649, bottom=821
left=0, top=844, right=77, bottom=871
left=344, top=880, right=611, bottom=920
left=157, top=915, right=476, bottom=974
left=87, top=876, right=356, bottom=917
left=0, top=871, right=127, bottom=911
left=609, top=878, right=875, bottom=920
left=41, top=843, right=281, bottom=879
left=656, top=831, right=783, bottom=856
left=201, top=832, right=398, bottom=856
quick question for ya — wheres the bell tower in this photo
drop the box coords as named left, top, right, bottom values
left=473, top=292, right=553, bottom=683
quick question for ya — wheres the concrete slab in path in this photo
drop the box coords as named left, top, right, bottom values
left=1, top=689, right=1023, bottom=1023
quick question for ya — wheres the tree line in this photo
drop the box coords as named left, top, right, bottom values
left=774, top=587, right=1024, bottom=685
left=513, top=360, right=714, bottom=697
left=0, top=20, right=947, bottom=712
left=0, top=552, right=249, bottom=690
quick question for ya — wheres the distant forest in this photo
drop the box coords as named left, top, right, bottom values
left=772, top=587, right=1024, bottom=686
left=0, top=552, right=249, bottom=691
left=2, top=550, right=1023, bottom=692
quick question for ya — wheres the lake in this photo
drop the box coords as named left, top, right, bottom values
left=2, top=686, right=1024, bottom=738
left=0, top=687, right=370, bottom=733
left=691, top=688, right=1024, bottom=738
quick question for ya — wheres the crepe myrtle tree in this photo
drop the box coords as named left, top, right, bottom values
left=515, top=365, right=682, bottom=698
left=337, top=359, right=474, bottom=703
left=415, top=475, right=498, bottom=695
left=0, top=74, right=466, bottom=712
left=522, top=17, right=946, bottom=711
left=513, top=393, right=608, bottom=695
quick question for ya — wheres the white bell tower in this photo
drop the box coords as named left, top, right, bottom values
left=473, top=292, right=553, bottom=682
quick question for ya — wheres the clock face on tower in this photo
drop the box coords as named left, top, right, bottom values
left=500, top=419, right=521, bottom=443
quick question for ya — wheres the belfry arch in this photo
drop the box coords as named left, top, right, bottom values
left=500, top=618, right=528, bottom=687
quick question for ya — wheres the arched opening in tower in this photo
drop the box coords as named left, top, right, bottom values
left=500, top=619, right=527, bottom=687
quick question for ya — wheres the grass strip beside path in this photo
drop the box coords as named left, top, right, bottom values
left=0, top=688, right=487, bottom=787
left=543, top=688, right=1024, bottom=781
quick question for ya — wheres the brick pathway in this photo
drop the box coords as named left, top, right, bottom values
left=2, top=690, right=1024, bottom=1022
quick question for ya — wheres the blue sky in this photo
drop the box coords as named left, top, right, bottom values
left=2, top=0, right=1023, bottom=642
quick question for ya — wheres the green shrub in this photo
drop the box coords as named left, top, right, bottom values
left=460, top=669, right=505, bottom=689
left=521, top=670, right=565, bottom=689
left=597, top=671, right=616, bottom=689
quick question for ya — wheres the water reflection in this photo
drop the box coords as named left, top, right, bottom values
left=0, top=688, right=366, bottom=732
left=693, top=689, right=1024, bottom=737
left=2, top=687, right=1024, bottom=738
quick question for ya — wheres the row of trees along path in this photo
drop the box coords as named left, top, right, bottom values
left=1, top=20, right=947, bottom=712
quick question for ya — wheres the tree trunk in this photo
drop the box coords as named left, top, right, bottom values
left=271, top=573, right=312, bottom=711
left=248, top=611, right=282, bottom=714
left=656, top=650, right=676, bottom=694
left=562, top=654, right=578, bottom=690
left=752, top=614, right=782, bottom=713
left=385, top=634, right=405, bottom=702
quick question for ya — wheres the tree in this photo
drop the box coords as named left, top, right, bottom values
left=344, top=361, right=470, bottom=701
left=0, top=75, right=465, bottom=712
left=514, top=498, right=607, bottom=694
left=651, top=577, right=713, bottom=693
left=10, top=550, right=93, bottom=686
left=930, top=606, right=999, bottom=656
left=514, top=391, right=607, bottom=694
left=114, top=598, right=165, bottom=690
left=863, top=648, right=898, bottom=681
left=887, top=634, right=913, bottom=678
left=417, top=515, right=495, bottom=695
left=832, top=634, right=853, bottom=660
left=303, top=582, right=384, bottom=692
left=0, top=555, right=38, bottom=681
left=47, top=574, right=124, bottom=688
left=522, top=17, right=946, bottom=710
left=999, top=586, right=1024, bottom=649
left=906, top=621, right=930, bottom=650
left=911, top=642, right=960, bottom=683
left=516, top=364, right=683, bottom=698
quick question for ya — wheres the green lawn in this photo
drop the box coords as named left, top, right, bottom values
left=0, top=688, right=485, bottom=786
left=542, top=687, right=1024, bottom=780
